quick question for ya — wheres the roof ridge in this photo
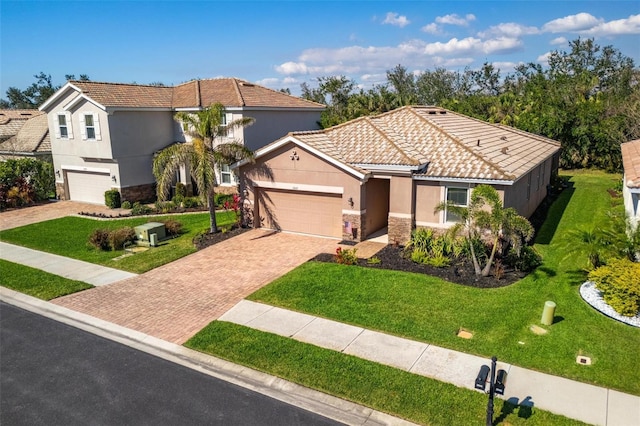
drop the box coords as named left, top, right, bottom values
left=413, top=107, right=515, bottom=180
left=495, top=123, right=561, bottom=147
left=70, top=80, right=172, bottom=89
left=231, top=78, right=246, bottom=107
left=367, top=111, right=421, bottom=165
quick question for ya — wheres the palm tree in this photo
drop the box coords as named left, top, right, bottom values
left=435, top=184, right=534, bottom=277
left=153, top=103, right=255, bottom=233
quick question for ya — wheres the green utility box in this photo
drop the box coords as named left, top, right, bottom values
left=134, top=222, right=166, bottom=245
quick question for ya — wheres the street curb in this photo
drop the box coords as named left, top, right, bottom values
left=0, top=288, right=417, bottom=426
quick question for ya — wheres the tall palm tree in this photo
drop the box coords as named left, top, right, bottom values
left=153, top=103, right=255, bottom=233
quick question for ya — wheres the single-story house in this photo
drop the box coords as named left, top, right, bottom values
left=621, top=139, right=640, bottom=231
left=238, top=106, right=561, bottom=244
left=0, top=110, right=51, bottom=161
left=39, top=78, right=324, bottom=204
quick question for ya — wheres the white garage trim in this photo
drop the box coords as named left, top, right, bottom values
left=61, top=164, right=111, bottom=174
left=66, top=171, right=113, bottom=205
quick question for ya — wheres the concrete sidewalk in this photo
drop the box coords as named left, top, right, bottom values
left=0, top=242, right=137, bottom=286
left=220, top=300, right=640, bottom=426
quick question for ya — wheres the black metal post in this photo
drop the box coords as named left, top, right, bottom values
left=486, top=356, right=497, bottom=426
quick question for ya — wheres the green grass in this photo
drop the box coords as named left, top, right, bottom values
left=246, top=170, right=640, bottom=395
left=186, top=322, right=586, bottom=426
left=0, top=211, right=236, bottom=273
left=0, top=259, right=93, bottom=299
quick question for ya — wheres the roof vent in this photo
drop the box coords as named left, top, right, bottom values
left=501, top=147, right=509, bottom=154
left=477, top=139, right=480, bottom=146
left=439, top=110, right=446, bottom=114
left=500, top=135, right=507, bottom=140
left=241, top=82, right=255, bottom=87
left=428, top=110, right=437, bottom=115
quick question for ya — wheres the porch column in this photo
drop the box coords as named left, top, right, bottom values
left=388, top=176, right=414, bottom=245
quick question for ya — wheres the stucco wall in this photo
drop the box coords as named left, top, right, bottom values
left=364, top=178, right=390, bottom=236
left=414, top=181, right=443, bottom=226
left=504, top=156, right=553, bottom=218
left=243, top=110, right=322, bottom=152
left=623, top=174, right=640, bottom=230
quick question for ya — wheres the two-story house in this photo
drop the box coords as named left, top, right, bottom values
left=39, top=78, right=324, bottom=204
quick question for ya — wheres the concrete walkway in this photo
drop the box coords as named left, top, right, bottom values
left=0, top=242, right=137, bottom=286
left=220, top=300, right=640, bottom=426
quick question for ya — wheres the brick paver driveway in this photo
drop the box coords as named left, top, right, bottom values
left=53, top=230, right=337, bottom=344
left=0, top=201, right=129, bottom=231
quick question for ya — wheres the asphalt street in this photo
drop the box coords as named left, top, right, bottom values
left=0, top=302, right=343, bottom=426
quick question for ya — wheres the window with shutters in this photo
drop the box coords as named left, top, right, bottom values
left=58, top=114, right=68, bottom=138
left=85, top=114, right=95, bottom=139
left=80, top=112, right=101, bottom=141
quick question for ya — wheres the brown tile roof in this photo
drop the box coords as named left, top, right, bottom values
left=70, top=81, right=174, bottom=108
left=0, top=113, right=50, bottom=154
left=67, top=78, right=324, bottom=110
left=290, top=106, right=560, bottom=182
left=0, top=109, right=44, bottom=141
left=621, top=139, right=640, bottom=188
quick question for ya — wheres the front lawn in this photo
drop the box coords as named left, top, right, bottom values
left=0, top=259, right=93, bottom=299
left=0, top=211, right=236, bottom=273
left=247, top=170, right=640, bottom=395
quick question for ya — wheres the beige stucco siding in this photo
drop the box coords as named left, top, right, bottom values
left=504, top=156, right=553, bottom=218
left=364, top=178, right=390, bottom=235
left=414, top=181, right=443, bottom=225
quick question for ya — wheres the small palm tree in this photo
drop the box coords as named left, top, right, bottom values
left=153, top=103, right=254, bottom=233
left=435, top=184, right=534, bottom=277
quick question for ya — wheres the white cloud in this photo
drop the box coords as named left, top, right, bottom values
left=436, top=13, right=476, bottom=26
left=581, top=14, right=640, bottom=36
left=550, top=37, right=567, bottom=45
left=537, top=51, right=552, bottom=65
left=542, top=13, right=602, bottom=33
left=424, top=37, right=522, bottom=56
left=421, top=23, right=440, bottom=34
left=383, top=12, right=410, bottom=28
left=275, top=61, right=309, bottom=75
left=478, top=23, right=539, bottom=38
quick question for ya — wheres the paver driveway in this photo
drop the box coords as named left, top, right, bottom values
left=53, top=230, right=338, bottom=344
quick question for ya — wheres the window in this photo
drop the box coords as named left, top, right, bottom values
left=58, top=114, right=68, bottom=138
left=84, top=114, right=95, bottom=139
left=221, top=164, right=232, bottom=184
left=445, top=187, right=468, bottom=222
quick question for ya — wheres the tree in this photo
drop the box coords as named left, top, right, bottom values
left=435, top=185, right=534, bottom=277
left=301, top=76, right=356, bottom=127
left=153, top=103, right=255, bottom=233
left=1, top=72, right=90, bottom=109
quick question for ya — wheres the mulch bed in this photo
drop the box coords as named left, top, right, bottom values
left=193, top=225, right=251, bottom=250
left=312, top=245, right=526, bottom=288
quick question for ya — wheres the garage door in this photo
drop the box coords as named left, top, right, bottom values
left=258, top=189, right=342, bottom=238
left=66, top=171, right=113, bottom=205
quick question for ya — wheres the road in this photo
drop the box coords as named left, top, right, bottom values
left=0, top=302, right=343, bottom=426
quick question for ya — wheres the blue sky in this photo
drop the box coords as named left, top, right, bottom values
left=1, top=1, right=639, bottom=97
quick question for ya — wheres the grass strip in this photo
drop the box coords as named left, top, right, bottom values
left=186, top=322, right=586, bottom=426
left=0, top=259, right=93, bottom=300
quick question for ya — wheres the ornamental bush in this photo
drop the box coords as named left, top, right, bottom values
left=588, top=258, right=640, bottom=317
left=335, top=247, right=358, bottom=265
left=104, top=189, right=121, bottom=209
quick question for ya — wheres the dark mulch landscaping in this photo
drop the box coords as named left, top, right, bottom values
left=312, top=245, right=527, bottom=288
left=193, top=226, right=251, bottom=250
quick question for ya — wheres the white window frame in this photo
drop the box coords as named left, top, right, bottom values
left=220, top=163, right=233, bottom=185
left=79, top=112, right=101, bottom=141
left=55, top=112, right=73, bottom=139
left=221, top=111, right=234, bottom=138
left=444, top=187, right=469, bottom=223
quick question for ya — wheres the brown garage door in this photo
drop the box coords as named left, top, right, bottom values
left=258, top=189, right=342, bottom=238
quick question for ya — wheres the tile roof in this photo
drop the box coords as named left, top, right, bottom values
left=290, top=106, right=561, bottom=182
left=67, top=78, right=324, bottom=110
left=0, top=113, right=50, bottom=154
left=0, top=109, right=44, bottom=141
left=621, top=139, right=640, bottom=188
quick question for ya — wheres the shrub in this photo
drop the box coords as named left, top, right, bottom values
left=155, top=200, right=176, bottom=213
left=121, top=200, right=132, bottom=209
left=367, top=256, right=381, bottom=265
left=183, top=196, right=202, bottom=209
left=0, top=158, right=54, bottom=208
left=108, top=227, right=136, bottom=250
left=589, top=258, right=640, bottom=317
left=162, top=219, right=183, bottom=237
left=335, top=247, right=358, bottom=265
left=104, top=189, right=121, bottom=209
left=88, top=229, right=111, bottom=250
left=214, top=193, right=234, bottom=208
left=175, top=182, right=187, bottom=198
left=425, top=255, right=450, bottom=268
left=131, top=202, right=153, bottom=216
left=411, top=249, right=429, bottom=264
left=505, top=245, right=543, bottom=272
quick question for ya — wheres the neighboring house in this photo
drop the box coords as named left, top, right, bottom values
left=621, top=139, right=640, bottom=231
left=39, top=78, right=324, bottom=205
left=238, top=106, right=561, bottom=244
left=0, top=110, right=51, bottom=161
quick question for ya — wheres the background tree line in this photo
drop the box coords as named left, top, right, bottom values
left=300, top=38, right=639, bottom=172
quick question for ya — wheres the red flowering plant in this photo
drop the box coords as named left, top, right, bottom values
left=335, top=246, right=358, bottom=265
left=224, top=194, right=242, bottom=226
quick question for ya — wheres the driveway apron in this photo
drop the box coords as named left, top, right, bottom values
left=52, top=230, right=338, bottom=344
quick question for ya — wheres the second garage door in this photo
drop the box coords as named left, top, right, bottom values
left=258, top=189, right=342, bottom=238
left=66, top=171, right=113, bottom=205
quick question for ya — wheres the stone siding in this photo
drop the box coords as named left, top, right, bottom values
left=388, top=215, right=413, bottom=246
left=342, top=213, right=364, bottom=242
left=120, top=183, right=156, bottom=203
left=55, top=182, right=67, bottom=200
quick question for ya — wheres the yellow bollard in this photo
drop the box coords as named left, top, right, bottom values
left=541, top=301, right=556, bottom=326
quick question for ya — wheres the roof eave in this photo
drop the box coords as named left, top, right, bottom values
left=413, top=175, right=515, bottom=186
left=39, top=82, right=83, bottom=111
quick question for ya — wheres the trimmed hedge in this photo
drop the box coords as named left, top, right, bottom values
left=589, top=258, right=640, bottom=317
